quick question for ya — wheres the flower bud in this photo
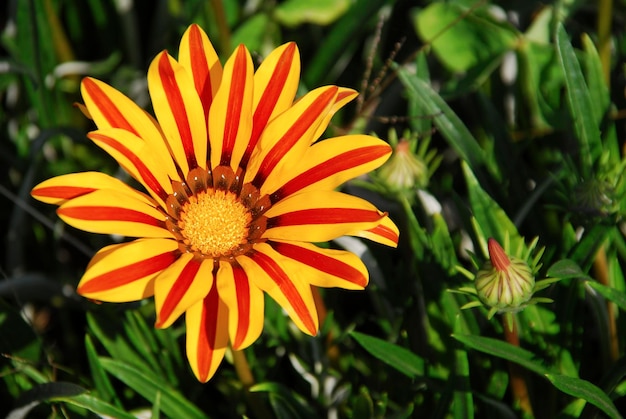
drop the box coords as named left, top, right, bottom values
left=378, top=138, right=428, bottom=191
left=572, top=178, right=617, bottom=219
left=475, top=238, right=535, bottom=312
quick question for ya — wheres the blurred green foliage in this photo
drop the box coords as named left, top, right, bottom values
left=2, top=0, right=626, bottom=417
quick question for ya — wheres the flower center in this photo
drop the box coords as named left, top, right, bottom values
left=164, top=165, right=270, bottom=259
left=179, top=190, right=251, bottom=256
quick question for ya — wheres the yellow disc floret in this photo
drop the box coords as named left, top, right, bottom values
left=179, top=190, right=251, bottom=257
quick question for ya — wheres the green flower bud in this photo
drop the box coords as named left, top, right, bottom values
left=475, top=238, right=535, bottom=312
left=378, top=139, right=428, bottom=191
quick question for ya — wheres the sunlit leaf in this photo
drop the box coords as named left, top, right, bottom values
left=85, top=334, right=119, bottom=406
left=99, top=358, right=207, bottom=419
left=555, top=24, right=602, bottom=177
left=275, top=0, right=350, bottom=27
left=397, top=70, right=487, bottom=174
left=55, top=393, right=137, bottom=419
left=462, top=162, right=523, bottom=251
left=413, top=3, right=517, bottom=73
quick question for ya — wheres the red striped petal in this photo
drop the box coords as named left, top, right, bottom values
left=242, top=43, right=297, bottom=167
left=272, top=144, right=390, bottom=201
left=269, top=208, right=382, bottom=228
left=156, top=257, right=202, bottom=327
left=157, top=53, right=198, bottom=169
left=221, top=45, right=248, bottom=166
left=89, top=132, right=169, bottom=202
left=78, top=250, right=178, bottom=295
left=231, top=265, right=251, bottom=348
left=252, top=87, right=337, bottom=187
left=195, top=284, right=222, bottom=381
left=58, top=206, right=163, bottom=227
left=185, top=24, right=217, bottom=118
left=32, top=185, right=96, bottom=201
left=367, top=224, right=399, bottom=243
left=271, top=241, right=367, bottom=288
left=250, top=250, right=316, bottom=335
left=82, top=78, right=138, bottom=135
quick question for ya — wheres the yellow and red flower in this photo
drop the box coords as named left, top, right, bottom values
left=32, top=24, right=398, bottom=382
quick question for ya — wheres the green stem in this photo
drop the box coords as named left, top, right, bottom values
left=210, top=0, right=231, bottom=53
left=502, top=315, right=534, bottom=416
left=399, top=194, right=427, bottom=259
left=232, top=348, right=254, bottom=388
left=597, top=0, right=613, bottom=86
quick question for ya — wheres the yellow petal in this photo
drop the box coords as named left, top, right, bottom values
left=215, top=261, right=264, bottom=349
left=269, top=240, right=368, bottom=290
left=237, top=243, right=319, bottom=336
left=208, top=44, right=254, bottom=171
left=154, top=254, right=214, bottom=328
left=31, top=172, right=152, bottom=206
left=148, top=51, right=208, bottom=174
left=311, top=87, right=357, bottom=140
left=178, top=24, right=222, bottom=119
left=81, top=78, right=179, bottom=182
left=88, top=128, right=174, bottom=206
left=77, top=238, right=179, bottom=302
left=57, top=189, right=169, bottom=238
left=269, top=135, right=392, bottom=200
left=351, top=214, right=400, bottom=248
left=244, top=86, right=338, bottom=194
left=263, top=191, right=387, bottom=243
left=185, top=285, right=229, bottom=382
left=240, top=42, right=300, bottom=167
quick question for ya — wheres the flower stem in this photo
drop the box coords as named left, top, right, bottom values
left=593, top=246, right=619, bottom=362
left=501, top=315, right=533, bottom=416
left=232, top=348, right=274, bottom=419
left=209, top=0, right=231, bottom=53
left=597, top=0, right=613, bottom=86
left=232, top=348, right=255, bottom=388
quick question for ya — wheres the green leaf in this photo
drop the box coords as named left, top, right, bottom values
left=16, top=382, right=86, bottom=405
left=250, top=382, right=318, bottom=419
left=352, top=387, right=374, bottom=419
left=123, top=310, right=167, bottom=381
left=87, top=312, right=151, bottom=374
left=99, top=357, right=207, bottom=419
left=430, top=212, right=459, bottom=273
left=580, top=34, right=610, bottom=126
left=56, top=393, right=137, bottom=419
left=413, top=3, right=517, bottom=73
left=275, top=0, right=350, bottom=27
left=569, top=224, right=611, bottom=272
left=545, top=374, right=622, bottom=419
left=85, top=334, right=119, bottom=406
left=462, top=162, right=523, bottom=251
left=555, top=24, right=602, bottom=177
left=452, top=334, right=549, bottom=375
left=452, top=317, right=474, bottom=418
left=231, top=14, right=272, bottom=53
left=546, top=259, right=591, bottom=280
left=350, top=331, right=424, bottom=378
left=303, top=0, right=385, bottom=86
left=396, top=70, right=486, bottom=174
left=586, top=281, right=626, bottom=311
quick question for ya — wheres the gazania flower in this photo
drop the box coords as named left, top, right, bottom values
left=32, top=24, right=398, bottom=382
